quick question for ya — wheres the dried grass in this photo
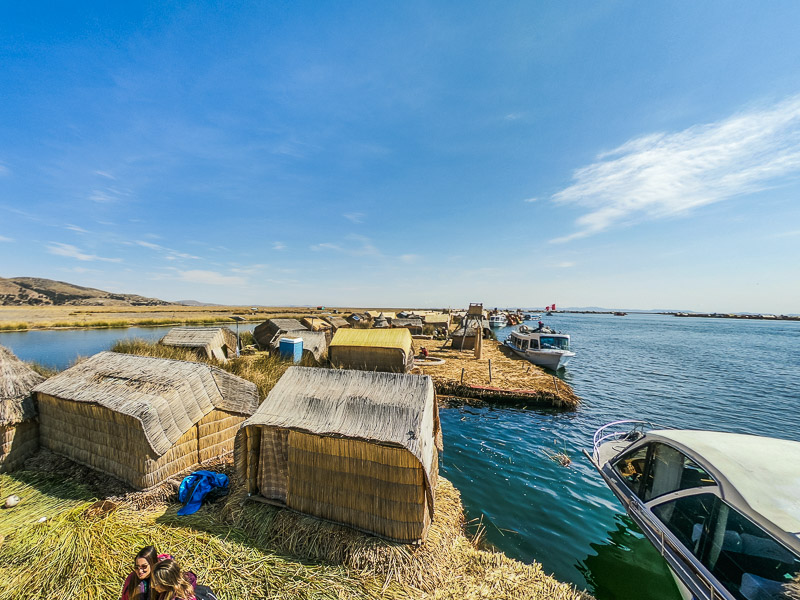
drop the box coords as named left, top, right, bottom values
left=416, top=341, right=580, bottom=409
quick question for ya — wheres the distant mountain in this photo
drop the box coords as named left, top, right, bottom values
left=172, top=299, right=218, bottom=306
left=0, top=276, right=172, bottom=306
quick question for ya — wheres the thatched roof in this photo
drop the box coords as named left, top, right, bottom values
left=270, top=331, right=328, bottom=362
left=159, top=327, right=238, bottom=360
left=323, top=316, right=349, bottom=329
left=253, top=319, right=307, bottom=348
left=330, top=328, right=412, bottom=354
left=392, top=318, right=424, bottom=328
left=0, top=345, right=45, bottom=426
left=366, top=310, right=396, bottom=320
left=420, top=312, right=450, bottom=326
left=240, top=366, right=439, bottom=514
left=301, top=317, right=332, bottom=331
left=33, top=352, right=258, bottom=456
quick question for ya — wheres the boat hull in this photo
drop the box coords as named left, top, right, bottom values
left=504, top=340, right=574, bottom=370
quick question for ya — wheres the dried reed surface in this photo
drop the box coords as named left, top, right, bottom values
left=0, top=472, right=412, bottom=600
left=111, top=338, right=307, bottom=399
left=416, top=341, right=580, bottom=409
left=227, top=477, right=592, bottom=600
left=0, top=345, right=45, bottom=426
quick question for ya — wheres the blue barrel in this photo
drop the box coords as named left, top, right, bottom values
left=279, top=337, right=303, bottom=363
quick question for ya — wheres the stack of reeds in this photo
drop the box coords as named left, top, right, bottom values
left=328, top=328, right=414, bottom=373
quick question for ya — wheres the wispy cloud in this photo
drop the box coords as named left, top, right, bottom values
left=135, top=240, right=201, bottom=260
left=344, top=212, right=365, bottom=224
left=0, top=235, right=12, bottom=242
left=551, top=95, right=800, bottom=243
left=175, top=269, right=246, bottom=286
left=772, top=229, right=800, bottom=238
left=523, top=197, right=537, bottom=203
left=310, top=236, right=380, bottom=256
left=272, top=241, right=286, bottom=251
left=230, top=264, right=266, bottom=275
left=47, top=242, right=122, bottom=262
left=399, top=254, right=420, bottom=263
left=90, top=186, right=131, bottom=204
left=94, top=170, right=116, bottom=180
left=0, top=162, right=9, bottom=176
left=65, top=224, right=88, bottom=233
left=555, top=261, right=576, bottom=268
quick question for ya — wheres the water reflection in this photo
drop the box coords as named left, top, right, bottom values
left=577, top=513, right=680, bottom=600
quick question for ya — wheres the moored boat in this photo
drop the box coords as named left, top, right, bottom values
left=504, top=324, right=574, bottom=370
left=586, top=421, right=800, bottom=600
left=488, top=313, right=508, bottom=328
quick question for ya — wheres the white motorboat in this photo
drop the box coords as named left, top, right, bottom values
left=523, top=313, right=542, bottom=321
left=488, top=313, right=508, bottom=328
left=503, top=324, right=574, bottom=370
left=586, top=421, right=800, bottom=600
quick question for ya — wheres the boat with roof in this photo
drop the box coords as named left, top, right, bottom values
left=586, top=420, right=800, bottom=600
left=503, top=323, right=574, bottom=370
left=488, top=313, right=508, bottom=328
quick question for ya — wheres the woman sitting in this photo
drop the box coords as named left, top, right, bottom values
left=152, top=559, right=196, bottom=600
left=120, top=546, right=160, bottom=600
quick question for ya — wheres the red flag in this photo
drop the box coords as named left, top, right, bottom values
left=552, top=303, right=556, bottom=311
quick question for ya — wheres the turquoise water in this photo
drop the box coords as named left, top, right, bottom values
left=1, top=314, right=798, bottom=599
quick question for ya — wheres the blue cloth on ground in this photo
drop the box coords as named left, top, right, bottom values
left=177, top=470, right=229, bottom=516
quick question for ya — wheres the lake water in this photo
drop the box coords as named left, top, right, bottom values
left=2, top=314, right=798, bottom=599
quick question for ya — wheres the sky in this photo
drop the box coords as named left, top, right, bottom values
left=1, top=2, right=799, bottom=313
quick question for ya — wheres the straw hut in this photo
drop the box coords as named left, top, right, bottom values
left=449, top=319, right=490, bottom=350
left=373, top=313, right=390, bottom=328
left=366, top=310, right=396, bottom=321
left=421, top=312, right=451, bottom=330
left=323, top=315, right=350, bottom=332
left=329, top=328, right=414, bottom=373
left=0, top=345, right=45, bottom=473
left=391, top=318, right=424, bottom=336
left=345, top=312, right=370, bottom=327
left=253, top=318, right=307, bottom=349
left=300, top=316, right=332, bottom=333
left=270, top=331, right=328, bottom=363
left=235, top=366, right=442, bottom=543
left=159, top=327, right=238, bottom=361
left=33, top=352, right=258, bottom=489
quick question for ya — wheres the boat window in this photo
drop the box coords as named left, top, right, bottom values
left=539, top=336, right=570, bottom=350
left=652, top=494, right=800, bottom=600
left=530, top=339, right=539, bottom=350
left=520, top=339, right=528, bottom=350
left=642, top=443, right=716, bottom=502
left=613, top=444, right=650, bottom=495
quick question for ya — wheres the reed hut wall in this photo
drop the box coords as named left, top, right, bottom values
left=253, top=319, right=307, bottom=349
left=235, top=367, right=441, bottom=543
left=0, top=344, right=45, bottom=472
left=391, top=318, right=424, bottom=336
left=329, top=329, right=414, bottom=373
left=33, top=352, right=257, bottom=489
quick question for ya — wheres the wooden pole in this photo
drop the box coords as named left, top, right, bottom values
left=461, top=368, right=465, bottom=384
left=488, top=358, right=492, bottom=383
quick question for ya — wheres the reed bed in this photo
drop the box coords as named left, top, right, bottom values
left=0, top=482, right=413, bottom=600
left=417, top=341, right=579, bottom=409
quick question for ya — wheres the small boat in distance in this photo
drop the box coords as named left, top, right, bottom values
left=523, top=313, right=542, bottom=321
left=586, top=421, right=800, bottom=600
left=504, top=324, right=575, bottom=370
left=488, top=313, right=508, bottom=328
left=613, top=311, right=628, bottom=316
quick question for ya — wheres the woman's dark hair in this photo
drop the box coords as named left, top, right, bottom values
left=125, top=546, right=159, bottom=600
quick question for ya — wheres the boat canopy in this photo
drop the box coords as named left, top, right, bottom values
left=647, top=430, right=800, bottom=540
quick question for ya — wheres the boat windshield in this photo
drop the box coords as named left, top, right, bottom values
left=539, top=336, right=570, bottom=351
left=652, top=493, right=800, bottom=600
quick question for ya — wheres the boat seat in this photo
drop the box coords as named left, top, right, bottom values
left=739, top=572, right=786, bottom=600
left=691, top=523, right=743, bottom=552
left=740, top=533, right=796, bottom=563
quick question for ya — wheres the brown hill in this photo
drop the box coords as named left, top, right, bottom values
left=0, top=277, right=172, bottom=307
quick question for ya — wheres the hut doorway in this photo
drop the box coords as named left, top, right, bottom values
left=257, top=427, right=289, bottom=503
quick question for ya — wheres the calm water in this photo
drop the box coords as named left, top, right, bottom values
left=1, top=314, right=799, bottom=599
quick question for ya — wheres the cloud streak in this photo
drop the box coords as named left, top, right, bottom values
left=551, top=95, right=800, bottom=242
left=47, top=242, right=122, bottom=262
left=174, top=269, right=246, bottom=286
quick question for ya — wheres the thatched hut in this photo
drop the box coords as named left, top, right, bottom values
left=0, top=345, right=45, bottom=473
left=33, top=352, right=258, bottom=489
left=235, top=366, right=441, bottom=543
left=329, top=328, right=414, bottom=373
left=421, top=312, right=451, bottom=330
left=373, top=313, right=390, bottom=328
left=159, top=327, right=238, bottom=361
left=449, top=319, right=490, bottom=350
left=323, top=315, right=350, bottom=331
left=391, top=318, right=424, bottom=335
left=253, top=318, right=307, bottom=349
left=366, top=310, right=396, bottom=320
left=270, top=331, right=328, bottom=363
left=300, top=316, right=332, bottom=333
left=345, top=312, right=370, bottom=327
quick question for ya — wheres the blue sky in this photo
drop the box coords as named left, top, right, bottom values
left=1, top=2, right=799, bottom=312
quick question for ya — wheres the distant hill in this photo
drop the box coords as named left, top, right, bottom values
left=172, top=299, right=218, bottom=306
left=0, top=277, right=172, bottom=306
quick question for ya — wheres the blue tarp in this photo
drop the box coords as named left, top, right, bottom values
left=177, top=470, right=229, bottom=516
